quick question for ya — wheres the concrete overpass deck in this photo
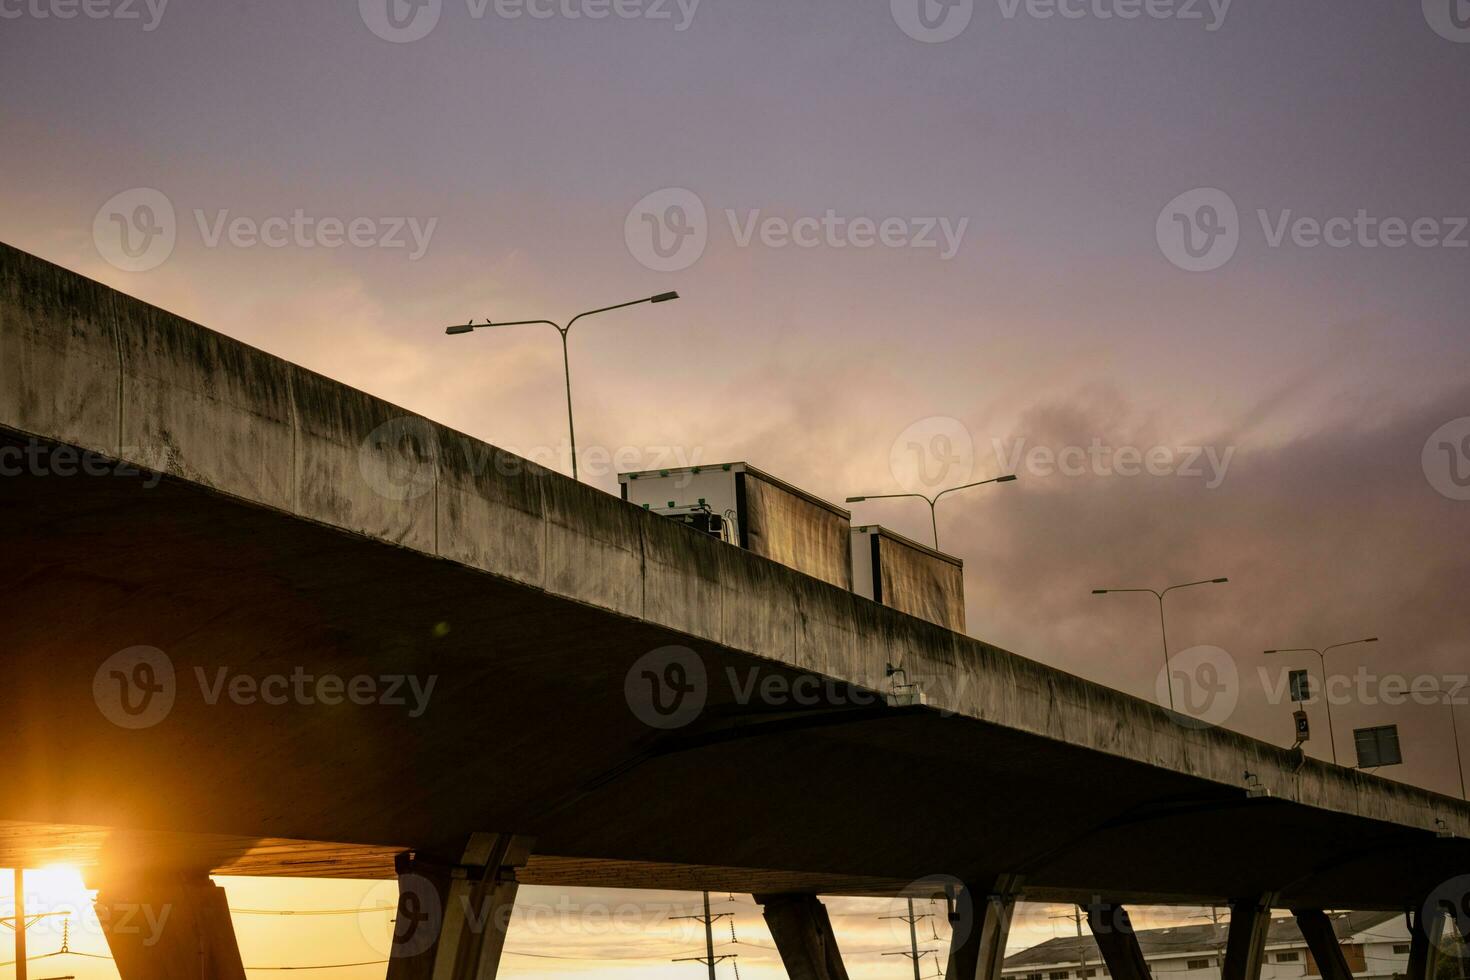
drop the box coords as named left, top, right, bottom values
left=1, top=241, right=1466, bottom=918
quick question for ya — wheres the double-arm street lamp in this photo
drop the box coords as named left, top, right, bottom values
left=1421, top=682, right=1469, bottom=801
left=1092, top=578, right=1230, bottom=713
left=845, top=474, right=1017, bottom=551
left=1440, top=687, right=1467, bottom=801
left=445, top=292, right=680, bottom=481
left=1262, top=637, right=1378, bottom=766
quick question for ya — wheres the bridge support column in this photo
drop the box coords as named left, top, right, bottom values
left=386, top=833, right=534, bottom=980
left=945, top=876, right=1023, bottom=980
left=91, top=871, right=246, bottom=980
left=1406, top=906, right=1450, bottom=980
left=1221, top=894, right=1277, bottom=980
left=1292, top=910, right=1353, bottom=980
left=754, top=893, right=851, bottom=980
left=1086, top=902, right=1153, bottom=980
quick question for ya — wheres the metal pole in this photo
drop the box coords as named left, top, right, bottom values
left=1317, top=650, right=1338, bottom=766
left=1156, top=592, right=1173, bottom=712
left=908, top=899, right=923, bottom=980
left=928, top=500, right=940, bottom=551
left=558, top=327, right=577, bottom=481
left=1450, top=696, right=1467, bottom=801
left=702, top=891, right=716, bottom=980
left=1074, top=906, right=1088, bottom=977
left=14, top=868, right=26, bottom=980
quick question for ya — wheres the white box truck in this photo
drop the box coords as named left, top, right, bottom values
left=851, top=524, right=965, bottom=632
left=619, top=462, right=853, bottom=590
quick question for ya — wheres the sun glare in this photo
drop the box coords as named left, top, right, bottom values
left=23, top=865, right=93, bottom=904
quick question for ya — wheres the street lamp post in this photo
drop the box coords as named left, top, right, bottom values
left=1262, top=638, right=1378, bottom=766
left=1421, top=683, right=1468, bottom=801
left=845, top=474, right=1017, bottom=550
left=1447, top=691, right=1467, bottom=801
left=1092, top=578, right=1230, bottom=713
left=445, top=292, right=679, bottom=481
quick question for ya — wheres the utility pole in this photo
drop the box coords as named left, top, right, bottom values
left=14, top=868, right=25, bottom=980
left=882, top=898, right=937, bottom=980
left=672, top=892, right=736, bottom=979
left=1210, top=905, right=1224, bottom=974
left=1051, top=907, right=1089, bottom=978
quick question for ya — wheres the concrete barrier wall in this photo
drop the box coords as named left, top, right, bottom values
left=2, top=241, right=1463, bottom=839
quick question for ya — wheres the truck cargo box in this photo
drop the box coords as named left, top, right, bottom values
left=851, top=524, right=965, bottom=632
left=619, top=462, right=852, bottom=590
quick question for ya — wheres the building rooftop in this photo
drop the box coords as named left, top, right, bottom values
left=1003, top=911, right=1403, bottom=970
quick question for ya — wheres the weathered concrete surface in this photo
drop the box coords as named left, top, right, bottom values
left=1088, top=904, right=1154, bottom=980
left=93, top=872, right=247, bottom=980
left=1, top=241, right=1468, bottom=909
left=756, top=893, right=853, bottom=980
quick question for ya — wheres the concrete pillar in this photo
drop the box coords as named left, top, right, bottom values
left=1221, top=894, right=1276, bottom=980
left=945, top=876, right=1023, bottom=980
left=754, top=893, right=851, bottom=980
left=386, top=833, right=534, bottom=980
left=1407, top=907, right=1449, bottom=980
left=91, top=871, right=246, bottom=980
left=1086, top=902, right=1152, bottom=980
left=1292, top=910, right=1353, bottom=980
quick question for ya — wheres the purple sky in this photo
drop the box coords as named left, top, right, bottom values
left=3, top=1, right=1469, bottom=975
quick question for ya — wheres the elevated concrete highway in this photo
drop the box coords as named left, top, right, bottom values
left=1, top=242, right=1466, bottom=979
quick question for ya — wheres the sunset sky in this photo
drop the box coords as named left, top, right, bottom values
left=3, top=0, right=1469, bottom=976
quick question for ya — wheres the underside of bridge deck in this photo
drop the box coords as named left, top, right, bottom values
left=2, top=428, right=1467, bottom=911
